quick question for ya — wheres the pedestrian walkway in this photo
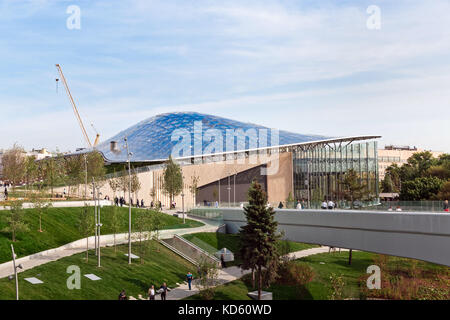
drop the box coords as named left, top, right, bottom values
left=0, top=220, right=220, bottom=279
left=163, top=246, right=342, bottom=300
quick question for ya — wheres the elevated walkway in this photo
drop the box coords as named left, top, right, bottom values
left=206, top=208, right=450, bottom=266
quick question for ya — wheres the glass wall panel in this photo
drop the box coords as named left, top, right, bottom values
left=293, top=140, right=379, bottom=208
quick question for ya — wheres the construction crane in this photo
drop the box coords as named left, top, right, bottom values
left=55, top=64, right=100, bottom=148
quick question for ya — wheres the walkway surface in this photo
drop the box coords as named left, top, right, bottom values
left=0, top=216, right=221, bottom=279
left=130, top=245, right=346, bottom=300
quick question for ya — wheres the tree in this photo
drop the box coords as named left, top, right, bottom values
left=132, top=211, right=151, bottom=264
left=64, top=155, right=84, bottom=198
left=78, top=204, right=94, bottom=262
left=2, top=201, right=29, bottom=242
left=162, top=156, right=183, bottom=205
left=286, top=192, right=294, bottom=208
left=24, top=155, right=38, bottom=196
left=86, top=151, right=106, bottom=182
left=109, top=170, right=121, bottom=198
left=239, top=180, right=281, bottom=300
left=188, top=174, right=200, bottom=207
left=196, top=258, right=220, bottom=300
left=407, top=151, right=435, bottom=178
left=31, top=191, right=52, bottom=232
left=2, top=144, right=26, bottom=191
left=150, top=213, right=162, bottom=252
left=42, top=156, right=65, bottom=197
left=437, top=181, right=450, bottom=200
left=110, top=205, right=121, bottom=253
left=340, top=169, right=367, bottom=208
left=400, top=177, right=444, bottom=200
left=130, top=169, right=141, bottom=202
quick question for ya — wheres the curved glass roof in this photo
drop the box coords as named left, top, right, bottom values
left=95, top=112, right=329, bottom=162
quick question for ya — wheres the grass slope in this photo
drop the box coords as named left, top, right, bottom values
left=0, top=206, right=203, bottom=263
left=0, top=241, right=197, bottom=300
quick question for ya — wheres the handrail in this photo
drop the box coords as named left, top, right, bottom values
left=158, top=239, right=199, bottom=266
left=174, top=234, right=220, bottom=262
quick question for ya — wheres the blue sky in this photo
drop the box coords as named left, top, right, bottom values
left=1, top=0, right=449, bottom=153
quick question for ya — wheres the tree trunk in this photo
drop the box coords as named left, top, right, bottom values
left=86, top=238, right=89, bottom=262
left=348, top=249, right=352, bottom=265
left=114, top=233, right=116, bottom=253
left=252, top=268, right=255, bottom=288
left=39, top=215, right=42, bottom=232
left=12, top=230, right=16, bottom=242
left=258, top=265, right=262, bottom=300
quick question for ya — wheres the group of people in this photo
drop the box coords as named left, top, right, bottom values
left=114, top=196, right=145, bottom=208
left=118, top=283, right=169, bottom=301
left=321, top=199, right=335, bottom=210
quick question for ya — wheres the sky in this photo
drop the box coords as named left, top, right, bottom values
left=0, top=0, right=449, bottom=153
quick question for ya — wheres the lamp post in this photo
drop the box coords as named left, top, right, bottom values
left=110, top=138, right=133, bottom=264
left=10, top=244, right=22, bottom=300
left=84, top=154, right=88, bottom=200
left=181, top=192, right=185, bottom=223
left=92, top=179, right=97, bottom=256
left=227, top=174, right=231, bottom=207
left=97, top=187, right=102, bottom=268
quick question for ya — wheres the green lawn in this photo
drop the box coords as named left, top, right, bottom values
left=182, top=232, right=318, bottom=266
left=186, top=251, right=450, bottom=300
left=0, top=241, right=197, bottom=300
left=0, top=206, right=203, bottom=263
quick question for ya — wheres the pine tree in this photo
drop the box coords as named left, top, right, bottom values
left=239, top=180, right=281, bottom=300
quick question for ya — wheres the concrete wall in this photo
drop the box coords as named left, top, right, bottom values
left=217, top=208, right=450, bottom=266
left=55, top=152, right=294, bottom=211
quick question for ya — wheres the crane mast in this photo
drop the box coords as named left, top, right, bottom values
left=55, top=64, right=97, bottom=148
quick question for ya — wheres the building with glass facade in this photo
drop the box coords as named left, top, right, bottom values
left=293, top=141, right=379, bottom=207
left=71, top=112, right=380, bottom=209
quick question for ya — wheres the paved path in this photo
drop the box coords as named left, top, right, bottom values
left=130, top=245, right=346, bottom=301
left=0, top=219, right=221, bottom=279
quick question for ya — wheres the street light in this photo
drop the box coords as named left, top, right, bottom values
left=96, top=187, right=103, bottom=268
left=10, top=244, right=22, bottom=300
left=111, top=138, right=133, bottom=264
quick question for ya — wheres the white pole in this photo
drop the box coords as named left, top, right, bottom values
left=11, top=244, right=19, bottom=300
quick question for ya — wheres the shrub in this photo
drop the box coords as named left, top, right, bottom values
left=329, top=273, right=346, bottom=300
left=278, top=261, right=315, bottom=286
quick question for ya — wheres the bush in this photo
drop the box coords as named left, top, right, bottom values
left=278, top=261, right=315, bottom=286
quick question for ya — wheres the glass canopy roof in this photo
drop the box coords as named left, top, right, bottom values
left=95, top=112, right=329, bottom=163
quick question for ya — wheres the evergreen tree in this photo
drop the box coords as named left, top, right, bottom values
left=239, top=180, right=281, bottom=300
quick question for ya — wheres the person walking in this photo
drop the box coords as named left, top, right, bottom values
left=296, top=200, right=302, bottom=210
left=278, top=201, right=284, bottom=209
left=444, top=200, right=449, bottom=212
left=160, top=282, right=168, bottom=300
left=136, top=198, right=140, bottom=208
left=118, top=289, right=127, bottom=300
left=148, top=285, right=155, bottom=300
left=321, top=199, right=328, bottom=209
left=141, top=199, right=144, bottom=208
left=186, top=272, right=193, bottom=290
left=4, top=187, right=8, bottom=200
